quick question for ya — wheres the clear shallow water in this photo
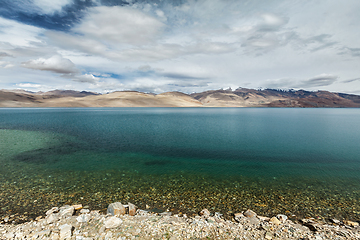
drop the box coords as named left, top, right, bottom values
left=0, top=108, right=359, bottom=223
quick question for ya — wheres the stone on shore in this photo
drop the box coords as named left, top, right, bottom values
left=244, top=209, right=257, bottom=218
left=72, top=204, right=83, bottom=210
left=269, top=217, right=281, bottom=225
left=46, top=213, right=60, bottom=224
left=107, top=202, right=126, bottom=216
left=344, top=220, right=359, bottom=227
left=76, top=214, right=90, bottom=223
left=80, top=208, right=90, bottom=214
left=59, top=205, right=75, bottom=218
left=276, top=214, right=288, bottom=222
left=104, top=216, right=122, bottom=229
left=128, top=202, right=136, bottom=216
left=46, top=207, right=59, bottom=216
left=234, top=212, right=244, bottom=222
left=199, top=209, right=211, bottom=219
left=59, top=224, right=72, bottom=240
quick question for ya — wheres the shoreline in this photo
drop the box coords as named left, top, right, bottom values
left=1, top=203, right=359, bottom=239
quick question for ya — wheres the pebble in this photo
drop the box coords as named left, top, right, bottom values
left=46, top=207, right=59, bottom=216
left=104, top=216, right=122, bottom=229
left=59, top=224, right=72, bottom=240
left=276, top=214, right=288, bottom=222
left=199, top=208, right=211, bottom=219
left=344, top=220, right=359, bottom=227
left=47, top=213, right=60, bottom=224
left=128, top=202, right=136, bottom=216
left=72, top=204, right=83, bottom=211
left=265, top=231, right=273, bottom=239
left=80, top=209, right=90, bottom=214
left=76, top=214, right=90, bottom=223
left=0, top=204, right=359, bottom=240
left=59, top=205, right=75, bottom=218
left=269, top=217, right=281, bottom=225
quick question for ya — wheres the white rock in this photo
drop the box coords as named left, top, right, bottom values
left=269, top=217, right=281, bottom=225
left=3, top=232, right=14, bottom=239
left=104, top=216, right=122, bottom=229
left=59, top=205, right=75, bottom=218
left=276, top=214, right=288, bottom=222
left=199, top=209, right=211, bottom=219
left=59, top=224, right=72, bottom=240
left=76, top=214, right=91, bottom=223
left=80, top=209, right=90, bottom=214
left=46, top=207, right=59, bottom=216
left=46, top=213, right=60, bottom=224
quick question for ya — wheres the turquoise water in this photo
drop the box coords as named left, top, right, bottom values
left=0, top=108, right=359, bottom=222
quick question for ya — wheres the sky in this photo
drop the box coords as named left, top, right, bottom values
left=0, top=0, right=360, bottom=94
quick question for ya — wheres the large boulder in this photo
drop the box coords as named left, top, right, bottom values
left=107, top=202, right=126, bottom=216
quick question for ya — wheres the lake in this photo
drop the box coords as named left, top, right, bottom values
left=0, top=108, right=359, bottom=223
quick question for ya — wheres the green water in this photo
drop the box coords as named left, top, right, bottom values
left=0, top=108, right=359, bottom=223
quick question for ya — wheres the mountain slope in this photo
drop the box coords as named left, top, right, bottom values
left=1, top=88, right=360, bottom=107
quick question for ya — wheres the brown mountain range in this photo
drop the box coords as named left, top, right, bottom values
left=1, top=88, right=360, bottom=107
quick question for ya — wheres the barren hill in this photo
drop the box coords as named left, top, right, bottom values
left=1, top=88, right=360, bottom=107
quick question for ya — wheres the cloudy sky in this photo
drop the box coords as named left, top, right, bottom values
left=0, top=0, right=360, bottom=94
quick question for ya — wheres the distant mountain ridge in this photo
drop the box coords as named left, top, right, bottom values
left=1, top=88, right=360, bottom=107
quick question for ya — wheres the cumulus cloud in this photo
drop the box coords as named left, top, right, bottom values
left=22, top=55, right=79, bottom=74
left=74, top=6, right=165, bottom=45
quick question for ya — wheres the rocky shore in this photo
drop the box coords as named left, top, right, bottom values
left=1, top=203, right=359, bottom=240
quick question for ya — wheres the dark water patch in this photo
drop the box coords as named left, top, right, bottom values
left=11, top=142, right=85, bottom=164
left=144, top=160, right=172, bottom=166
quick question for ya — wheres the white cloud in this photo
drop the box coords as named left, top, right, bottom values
left=72, top=74, right=99, bottom=83
left=74, top=6, right=165, bottom=46
left=22, top=55, right=79, bottom=74
left=0, top=17, right=43, bottom=47
left=16, top=83, right=42, bottom=88
left=33, top=0, right=72, bottom=14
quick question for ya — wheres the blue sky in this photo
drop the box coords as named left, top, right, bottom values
left=0, top=0, right=360, bottom=93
